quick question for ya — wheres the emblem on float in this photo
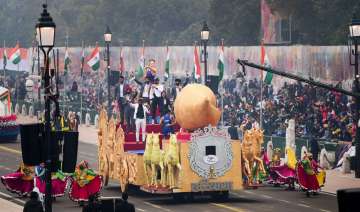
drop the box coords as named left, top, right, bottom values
left=188, top=126, right=233, bottom=179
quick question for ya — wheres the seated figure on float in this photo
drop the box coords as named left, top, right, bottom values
left=68, top=161, right=102, bottom=205
left=269, top=147, right=297, bottom=190
left=33, top=164, right=67, bottom=199
left=296, top=153, right=326, bottom=197
left=1, top=162, right=34, bottom=196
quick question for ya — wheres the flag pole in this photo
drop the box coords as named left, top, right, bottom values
left=220, top=39, right=224, bottom=127
left=142, top=40, right=145, bottom=73
left=165, top=40, right=169, bottom=86
left=194, top=41, right=197, bottom=83
left=260, top=39, right=264, bottom=130
left=96, top=42, right=100, bottom=108
left=120, top=40, right=123, bottom=75
left=64, top=33, right=69, bottom=114
left=16, top=41, right=19, bottom=106
left=80, top=40, right=84, bottom=123
left=3, top=40, right=5, bottom=83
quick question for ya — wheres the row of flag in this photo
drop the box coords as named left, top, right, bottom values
left=2, top=41, right=273, bottom=84
left=62, top=41, right=227, bottom=83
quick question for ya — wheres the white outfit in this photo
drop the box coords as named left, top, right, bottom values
left=131, top=103, right=149, bottom=142
left=149, top=84, right=164, bottom=99
left=142, top=84, right=151, bottom=98
left=119, top=84, right=124, bottom=97
left=135, top=119, right=146, bottom=142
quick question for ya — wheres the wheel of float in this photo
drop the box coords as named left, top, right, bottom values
left=211, top=191, right=229, bottom=200
left=186, top=193, right=194, bottom=201
left=173, top=193, right=185, bottom=201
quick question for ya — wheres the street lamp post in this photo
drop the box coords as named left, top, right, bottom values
left=349, top=14, right=360, bottom=178
left=36, top=3, right=56, bottom=212
left=104, top=25, right=112, bottom=118
left=201, top=21, right=210, bottom=85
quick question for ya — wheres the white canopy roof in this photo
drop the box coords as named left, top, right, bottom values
left=0, top=86, right=9, bottom=98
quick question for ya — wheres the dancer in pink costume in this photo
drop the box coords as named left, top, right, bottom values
left=34, top=165, right=67, bottom=198
left=68, top=161, right=102, bottom=205
left=296, top=153, right=322, bottom=197
left=1, top=163, right=34, bottom=196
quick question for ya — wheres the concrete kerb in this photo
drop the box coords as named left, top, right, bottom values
left=0, top=192, right=24, bottom=212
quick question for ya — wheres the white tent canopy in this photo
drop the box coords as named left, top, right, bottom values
left=0, top=86, right=9, bottom=98
left=0, top=86, right=11, bottom=116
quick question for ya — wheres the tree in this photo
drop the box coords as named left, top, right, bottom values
left=209, top=0, right=261, bottom=45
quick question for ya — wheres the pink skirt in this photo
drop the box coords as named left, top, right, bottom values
left=1, top=172, right=33, bottom=196
left=35, top=177, right=67, bottom=197
left=270, top=165, right=296, bottom=183
left=296, top=163, right=320, bottom=191
left=69, top=175, right=102, bottom=202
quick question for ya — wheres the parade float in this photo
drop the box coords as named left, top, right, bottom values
left=0, top=86, right=19, bottom=141
left=97, top=84, right=247, bottom=198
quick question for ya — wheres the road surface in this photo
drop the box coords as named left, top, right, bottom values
left=0, top=139, right=338, bottom=212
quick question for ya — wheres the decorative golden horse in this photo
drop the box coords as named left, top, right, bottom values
left=143, top=133, right=153, bottom=186
left=241, top=128, right=266, bottom=185
left=164, top=134, right=181, bottom=189
left=150, top=134, right=162, bottom=187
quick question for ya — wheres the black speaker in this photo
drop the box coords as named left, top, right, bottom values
left=110, top=70, right=120, bottom=86
left=62, top=131, right=79, bottom=173
left=20, top=123, right=43, bottom=166
left=207, top=75, right=219, bottom=94
left=39, top=131, right=62, bottom=172
left=101, top=198, right=114, bottom=212
left=50, top=131, right=63, bottom=172
left=337, top=188, right=360, bottom=212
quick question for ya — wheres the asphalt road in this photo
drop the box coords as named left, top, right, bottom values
left=0, top=139, right=338, bottom=212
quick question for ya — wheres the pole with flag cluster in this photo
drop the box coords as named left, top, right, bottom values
left=193, top=41, right=201, bottom=82
left=260, top=40, right=272, bottom=129
left=9, top=42, right=21, bottom=104
left=64, top=36, right=71, bottom=76
left=164, top=41, right=170, bottom=82
left=80, top=41, right=85, bottom=118
left=9, top=42, right=21, bottom=65
left=87, top=43, right=100, bottom=72
left=217, top=38, right=225, bottom=82
left=119, top=41, right=125, bottom=75
left=136, top=40, right=145, bottom=80
left=3, top=41, right=6, bottom=83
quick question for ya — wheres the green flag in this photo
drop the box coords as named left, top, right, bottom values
left=164, top=46, right=170, bottom=80
left=136, top=45, right=145, bottom=80
left=64, top=47, right=71, bottom=75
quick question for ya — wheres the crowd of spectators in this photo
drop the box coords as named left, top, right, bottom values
left=1, top=65, right=357, bottom=143
left=222, top=77, right=355, bottom=142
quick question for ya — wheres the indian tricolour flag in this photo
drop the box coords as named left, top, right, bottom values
left=135, top=45, right=145, bottom=80
left=261, top=42, right=273, bottom=84
left=164, top=45, right=170, bottom=80
left=87, top=44, right=100, bottom=71
left=193, top=43, right=201, bottom=80
left=8, top=42, right=21, bottom=65
left=217, top=40, right=225, bottom=81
